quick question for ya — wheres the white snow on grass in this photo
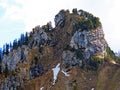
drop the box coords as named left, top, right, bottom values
left=40, top=87, right=44, bottom=90
left=61, top=70, right=70, bottom=77
left=91, top=88, right=94, bottom=90
left=52, top=63, right=60, bottom=85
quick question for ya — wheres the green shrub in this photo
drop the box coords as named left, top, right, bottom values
left=72, top=10, right=101, bottom=34
left=73, top=17, right=100, bottom=31
left=42, top=25, right=49, bottom=32
left=92, top=17, right=101, bottom=29
left=106, top=46, right=115, bottom=59
left=106, top=46, right=120, bottom=63
left=115, top=56, right=120, bottom=63
left=73, top=85, right=79, bottom=90
left=89, top=56, right=103, bottom=70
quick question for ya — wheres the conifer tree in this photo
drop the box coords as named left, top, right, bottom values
left=25, top=32, right=29, bottom=45
left=5, top=44, right=9, bottom=55
left=13, top=39, right=18, bottom=49
left=20, top=34, right=25, bottom=45
left=9, top=42, right=13, bottom=51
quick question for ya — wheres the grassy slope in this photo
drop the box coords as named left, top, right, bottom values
left=22, top=62, right=120, bottom=90
left=96, top=63, right=120, bottom=90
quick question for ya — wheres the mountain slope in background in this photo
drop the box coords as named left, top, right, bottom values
left=0, top=8, right=120, bottom=90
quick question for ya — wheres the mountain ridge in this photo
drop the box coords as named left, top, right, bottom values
left=0, top=8, right=120, bottom=90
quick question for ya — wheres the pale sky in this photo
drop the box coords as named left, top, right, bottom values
left=0, top=0, right=120, bottom=52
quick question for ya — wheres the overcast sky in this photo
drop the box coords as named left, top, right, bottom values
left=0, top=0, right=120, bottom=52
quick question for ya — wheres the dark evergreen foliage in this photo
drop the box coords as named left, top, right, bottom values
left=1, top=32, right=29, bottom=56
left=13, top=39, right=18, bottom=49
left=24, top=32, right=29, bottom=45
left=5, top=44, right=9, bottom=55
left=73, top=9, right=101, bottom=33
left=9, top=42, right=12, bottom=51
left=72, top=8, right=78, bottom=14
left=106, top=46, right=115, bottom=59
left=89, top=56, right=102, bottom=70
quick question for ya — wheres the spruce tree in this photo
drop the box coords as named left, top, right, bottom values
left=25, top=32, right=29, bottom=45
left=5, top=44, right=9, bottom=55
left=13, top=39, right=18, bottom=49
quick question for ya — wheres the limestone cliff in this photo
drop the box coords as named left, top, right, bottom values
left=0, top=9, right=120, bottom=90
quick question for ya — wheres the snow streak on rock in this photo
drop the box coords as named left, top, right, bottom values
left=61, top=70, right=70, bottom=77
left=40, top=87, right=44, bottom=90
left=52, top=63, right=60, bottom=85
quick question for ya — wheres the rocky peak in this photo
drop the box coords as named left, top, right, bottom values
left=53, top=9, right=107, bottom=68
left=0, top=9, right=119, bottom=90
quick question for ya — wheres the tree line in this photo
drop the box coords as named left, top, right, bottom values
left=0, top=32, right=29, bottom=76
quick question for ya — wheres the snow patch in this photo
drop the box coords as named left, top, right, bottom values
left=40, top=87, right=44, bottom=90
left=91, top=88, right=94, bottom=90
left=61, top=70, right=70, bottom=76
left=52, top=63, right=60, bottom=85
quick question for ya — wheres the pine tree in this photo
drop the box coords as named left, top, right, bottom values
left=5, top=43, right=9, bottom=55
left=13, top=39, right=18, bottom=49
left=17, top=39, right=22, bottom=47
left=20, top=34, right=25, bottom=45
left=25, top=32, right=29, bottom=45
left=9, top=42, right=13, bottom=51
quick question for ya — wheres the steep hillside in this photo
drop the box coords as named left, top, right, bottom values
left=0, top=8, right=120, bottom=90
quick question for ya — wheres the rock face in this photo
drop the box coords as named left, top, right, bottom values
left=29, top=26, right=51, bottom=47
left=0, top=9, right=117, bottom=90
left=70, top=27, right=107, bottom=59
left=54, top=10, right=66, bottom=26
left=2, top=46, right=28, bottom=71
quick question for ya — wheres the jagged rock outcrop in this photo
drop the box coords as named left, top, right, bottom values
left=54, top=10, right=66, bottom=26
left=29, top=26, right=51, bottom=47
left=70, top=27, right=107, bottom=58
